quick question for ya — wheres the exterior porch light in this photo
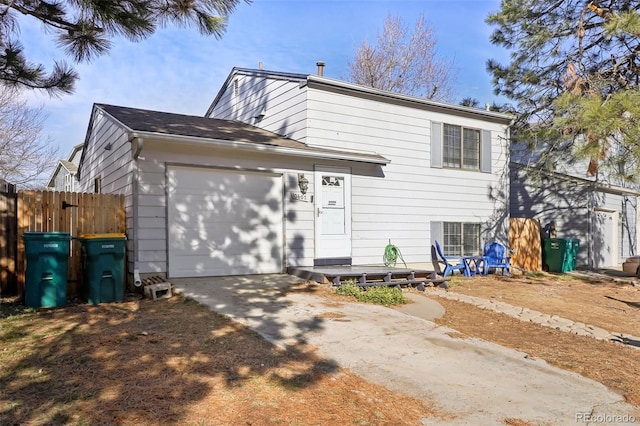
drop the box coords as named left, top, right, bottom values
left=298, top=173, right=309, bottom=194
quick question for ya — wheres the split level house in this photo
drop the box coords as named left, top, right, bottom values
left=76, top=66, right=513, bottom=281
left=47, top=143, right=83, bottom=192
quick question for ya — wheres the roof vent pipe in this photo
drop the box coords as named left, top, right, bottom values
left=316, top=61, right=325, bottom=76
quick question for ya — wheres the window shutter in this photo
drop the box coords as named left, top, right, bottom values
left=431, top=121, right=442, bottom=169
left=430, top=221, right=443, bottom=247
left=480, top=129, right=492, bottom=173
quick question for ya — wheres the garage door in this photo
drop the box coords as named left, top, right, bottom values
left=167, top=166, right=284, bottom=277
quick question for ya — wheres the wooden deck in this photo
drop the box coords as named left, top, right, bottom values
left=287, top=265, right=448, bottom=291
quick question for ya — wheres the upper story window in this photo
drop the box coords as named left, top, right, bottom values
left=431, top=121, right=492, bottom=173
left=443, top=124, right=480, bottom=170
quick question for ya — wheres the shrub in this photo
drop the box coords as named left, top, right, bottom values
left=335, top=281, right=407, bottom=306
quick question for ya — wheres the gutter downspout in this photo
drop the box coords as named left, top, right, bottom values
left=131, top=133, right=144, bottom=160
left=130, top=134, right=144, bottom=277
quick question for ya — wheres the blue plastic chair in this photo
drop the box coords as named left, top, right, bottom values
left=432, top=241, right=468, bottom=277
left=483, top=242, right=511, bottom=276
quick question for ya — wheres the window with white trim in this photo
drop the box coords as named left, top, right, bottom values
left=443, top=222, right=481, bottom=256
left=443, top=124, right=480, bottom=170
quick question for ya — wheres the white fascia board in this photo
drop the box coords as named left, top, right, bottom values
left=130, top=130, right=390, bottom=165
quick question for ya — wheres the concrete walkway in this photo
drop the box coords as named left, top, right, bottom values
left=173, top=275, right=640, bottom=425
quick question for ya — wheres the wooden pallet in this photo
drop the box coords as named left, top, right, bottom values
left=333, top=270, right=448, bottom=291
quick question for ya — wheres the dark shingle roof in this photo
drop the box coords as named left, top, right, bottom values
left=98, top=104, right=307, bottom=149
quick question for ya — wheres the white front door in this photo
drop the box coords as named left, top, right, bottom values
left=315, top=167, right=352, bottom=259
left=593, top=209, right=619, bottom=268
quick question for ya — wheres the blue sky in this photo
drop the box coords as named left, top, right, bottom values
left=19, top=0, right=507, bottom=160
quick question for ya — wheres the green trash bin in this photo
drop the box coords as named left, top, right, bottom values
left=79, top=233, right=126, bottom=304
left=569, top=239, right=580, bottom=271
left=542, top=238, right=573, bottom=273
left=23, top=232, right=71, bottom=308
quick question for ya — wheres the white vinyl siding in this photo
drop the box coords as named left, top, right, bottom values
left=78, top=108, right=134, bottom=274
left=209, top=74, right=309, bottom=142
left=208, top=71, right=511, bottom=267
left=304, top=87, right=509, bottom=265
left=131, top=140, right=317, bottom=275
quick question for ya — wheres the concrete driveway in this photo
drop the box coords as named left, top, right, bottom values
left=173, top=274, right=639, bottom=425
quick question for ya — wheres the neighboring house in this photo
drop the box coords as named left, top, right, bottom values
left=77, top=67, right=512, bottom=280
left=47, top=143, right=83, bottom=192
left=510, top=148, right=639, bottom=269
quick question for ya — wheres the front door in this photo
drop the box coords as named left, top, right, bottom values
left=315, top=167, right=352, bottom=259
left=593, top=209, right=618, bottom=268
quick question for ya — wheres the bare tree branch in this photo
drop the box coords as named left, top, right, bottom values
left=0, top=86, right=58, bottom=187
left=345, top=13, right=456, bottom=102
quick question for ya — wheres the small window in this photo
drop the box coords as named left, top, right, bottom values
left=233, top=79, right=239, bottom=97
left=443, top=222, right=481, bottom=256
left=94, top=177, right=102, bottom=194
left=443, top=124, right=481, bottom=170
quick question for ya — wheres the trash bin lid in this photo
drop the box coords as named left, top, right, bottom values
left=23, top=231, right=71, bottom=240
left=79, top=233, right=126, bottom=239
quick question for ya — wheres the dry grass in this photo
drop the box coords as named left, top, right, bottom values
left=0, top=295, right=435, bottom=426
left=2, top=270, right=639, bottom=425
left=432, top=272, right=640, bottom=406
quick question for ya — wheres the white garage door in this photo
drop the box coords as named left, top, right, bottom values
left=167, top=166, right=284, bottom=277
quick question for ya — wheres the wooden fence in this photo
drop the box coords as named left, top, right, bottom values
left=0, top=181, right=17, bottom=295
left=4, top=190, right=126, bottom=297
left=509, top=217, right=542, bottom=272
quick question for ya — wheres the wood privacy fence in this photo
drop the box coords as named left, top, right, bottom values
left=0, top=182, right=17, bottom=295
left=0, top=190, right=125, bottom=297
left=509, top=217, right=542, bottom=272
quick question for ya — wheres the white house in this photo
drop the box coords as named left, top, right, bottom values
left=510, top=157, right=640, bottom=269
left=47, top=143, right=83, bottom=192
left=77, top=66, right=513, bottom=280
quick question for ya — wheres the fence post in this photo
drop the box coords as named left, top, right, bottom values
left=0, top=180, right=17, bottom=295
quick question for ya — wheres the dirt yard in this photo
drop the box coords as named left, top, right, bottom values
left=1, top=270, right=639, bottom=425
left=431, top=271, right=640, bottom=407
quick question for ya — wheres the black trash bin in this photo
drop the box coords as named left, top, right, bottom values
left=23, top=232, right=71, bottom=308
left=79, top=233, right=126, bottom=304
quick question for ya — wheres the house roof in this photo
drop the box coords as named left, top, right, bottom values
left=47, top=142, right=83, bottom=188
left=510, top=161, right=640, bottom=197
left=206, top=67, right=514, bottom=125
left=60, top=160, right=78, bottom=173
left=46, top=157, right=79, bottom=188
left=94, top=103, right=389, bottom=165
left=68, top=143, right=84, bottom=164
